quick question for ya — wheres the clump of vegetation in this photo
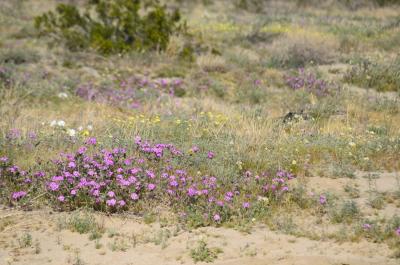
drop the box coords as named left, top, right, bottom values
left=18, top=232, right=33, bottom=248
left=190, top=239, right=222, bottom=263
left=285, top=68, right=338, bottom=97
left=269, top=32, right=338, bottom=68
left=344, top=58, right=400, bottom=92
left=57, top=212, right=104, bottom=239
left=34, top=0, right=182, bottom=54
left=0, top=48, right=40, bottom=65
left=330, top=200, right=361, bottom=224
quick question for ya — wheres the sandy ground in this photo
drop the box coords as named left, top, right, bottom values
left=0, top=208, right=397, bottom=265
left=0, top=172, right=399, bottom=265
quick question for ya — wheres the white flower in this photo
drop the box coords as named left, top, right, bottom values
left=77, top=126, right=83, bottom=131
left=58, top=92, right=68, bottom=99
left=67, top=129, right=76, bottom=137
left=87, top=125, right=93, bottom=131
left=348, top=141, right=356, bottom=147
left=57, top=120, right=66, bottom=127
left=50, top=120, right=57, bottom=127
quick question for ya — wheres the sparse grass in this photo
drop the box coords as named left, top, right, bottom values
left=190, top=239, right=222, bottom=263
left=57, top=212, right=104, bottom=239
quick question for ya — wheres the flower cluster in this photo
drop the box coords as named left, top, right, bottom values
left=75, top=75, right=185, bottom=109
left=2, top=136, right=296, bottom=224
left=285, top=68, right=336, bottom=97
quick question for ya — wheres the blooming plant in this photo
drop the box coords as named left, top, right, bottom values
left=285, top=68, right=337, bottom=96
left=76, top=75, right=185, bottom=109
left=1, top=136, right=296, bottom=225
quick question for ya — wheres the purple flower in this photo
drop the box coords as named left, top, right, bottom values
left=147, top=183, right=156, bottom=191
left=363, top=223, right=372, bottom=230
left=191, top=146, right=199, bottom=153
left=34, top=171, right=45, bottom=178
left=70, top=189, right=77, bottom=195
left=396, top=227, right=400, bottom=236
left=207, top=151, right=215, bottom=159
left=78, top=146, right=87, bottom=154
left=319, top=195, right=327, bottom=205
left=12, top=191, right=27, bottom=200
left=242, top=202, right=250, bottom=209
left=58, top=195, right=65, bottom=202
left=28, top=131, right=37, bottom=140
left=213, top=214, right=221, bottom=222
left=107, top=191, right=115, bottom=198
left=68, top=161, right=76, bottom=168
left=0, top=156, right=8, bottom=162
left=130, top=193, right=139, bottom=200
left=86, top=137, right=97, bottom=145
left=119, top=200, right=126, bottom=206
left=106, top=199, right=116, bottom=207
left=187, top=187, right=197, bottom=197
left=170, top=180, right=179, bottom=187
left=146, top=170, right=155, bottom=179
left=7, top=128, right=21, bottom=139
left=48, top=182, right=60, bottom=191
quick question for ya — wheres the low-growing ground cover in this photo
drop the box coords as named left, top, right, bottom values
left=1, top=0, right=400, bottom=264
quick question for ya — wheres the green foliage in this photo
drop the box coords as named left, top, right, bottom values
left=330, top=200, right=361, bottom=224
left=0, top=48, right=40, bottom=65
left=190, top=240, right=222, bottom=263
left=344, top=58, right=400, bottom=92
left=34, top=0, right=182, bottom=54
left=234, top=0, right=265, bottom=12
left=18, top=232, right=33, bottom=248
left=58, top=212, right=104, bottom=237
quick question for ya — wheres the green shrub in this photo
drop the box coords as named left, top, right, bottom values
left=234, top=0, right=265, bottom=12
left=344, top=58, right=400, bottom=92
left=0, top=48, right=40, bottom=64
left=34, top=0, right=182, bottom=54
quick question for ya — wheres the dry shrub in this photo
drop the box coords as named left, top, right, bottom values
left=268, top=30, right=339, bottom=68
left=197, top=54, right=228, bottom=73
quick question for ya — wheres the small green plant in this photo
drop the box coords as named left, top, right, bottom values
left=190, top=239, right=222, bottom=263
left=108, top=238, right=129, bottom=252
left=0, top=48, right=40, bottom=65
left=68, top=212, right=97, bottom=234
left=72, top=250, right=85, bottom=265
left=150, top=229, right=171, bottom=249
left=18, top=232, right=32, bottom=248
left=34, top=0, right=182, bottom=54
left=58, top=212, right=104, bottom=239
left=330, top=200, right=361, bottom=224
left=94, top=239, right=103, bottom=249
left=344, top=184, right=360, bottom=198
left=369, top=194, right=385, bottom=209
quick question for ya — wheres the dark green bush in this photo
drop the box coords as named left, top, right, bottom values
left=34, top=0, right=182, bottom=54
